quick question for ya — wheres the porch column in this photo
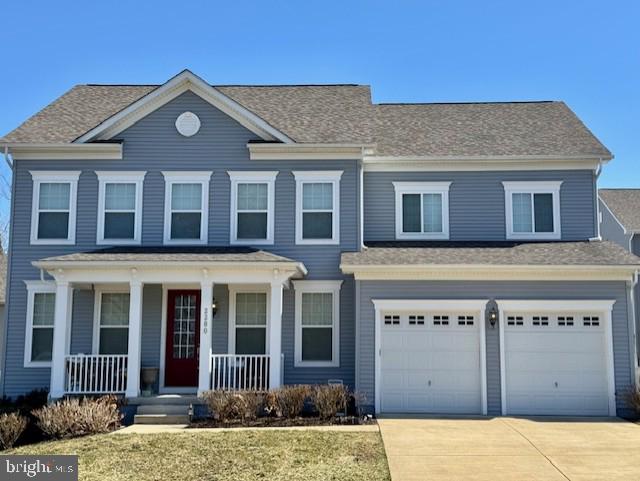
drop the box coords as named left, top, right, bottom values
left=50, top=280, right=73, bottom=399
left=125, top=280, right=143, bottom=398
left=198, top=279, right=214, bottom=395
left=268, top=281, right=284, bottom=389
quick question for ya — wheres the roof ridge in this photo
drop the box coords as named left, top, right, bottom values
left=377, top=100, right=558, bottom=106
left=82, top=83, right=368, bottom=88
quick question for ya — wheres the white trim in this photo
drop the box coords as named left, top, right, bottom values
left=8, top=143, right=122, bottom=160
left=228, top=285, right=270, bottom=355
left=341, top=263, right=638, bottom=282
left=293, top=171, right=342, bottom=245
left=363, top=157, right=608, bottom=172
left=74, top=70, right=293, bottom=144
left=496, top=299, right=617, bottom=417
left=248, top=143, right=371, bottom=160
left=96, top=171, right=146, bottom=245
left=393, top=182, right=451, bottom=240
left=228, top=171, right=278, bottom=245
left=371, top=299, right=488, bottom=415
left=29, top=171, right=80, bottom=245
left=293, top=280, right=342, bottom=368
left=24, top=281, right=57, bottom=368
left=162, top=171, right=211, bottom=245
left=503, top=181, right=562, bottom=240
left=92, top=287, right=131, bottom=355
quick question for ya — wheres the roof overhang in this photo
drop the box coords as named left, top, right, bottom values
left=362, top=155, right=612, bottom=172
left=340, top=263, right=639, bottom=282
left=248, top=142, right=376, bottom=160
left=73, top=70, right=294, bottom=144
left=5, top=143, right=122, bottom=160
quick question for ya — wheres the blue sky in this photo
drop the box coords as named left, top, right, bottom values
left=0, top=0, right=637, bottom=197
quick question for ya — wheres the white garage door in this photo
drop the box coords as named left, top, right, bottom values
left=504, top=310, right=610, bottom=416
left=380, top=310, right=482, bottom=414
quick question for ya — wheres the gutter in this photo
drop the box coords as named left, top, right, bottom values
left=3, top=146, right=12, bottom=171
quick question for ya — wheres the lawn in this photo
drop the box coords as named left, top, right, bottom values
left=6, top=430, right=391, bottom=481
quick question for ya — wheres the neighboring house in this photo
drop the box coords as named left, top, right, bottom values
left=599, top=188, right=640, bottom=378
left=0, top=69, right=638, bottom=419
left=0, top=253, right=6, bottom=385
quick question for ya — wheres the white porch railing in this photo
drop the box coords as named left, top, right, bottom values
left=210, top=354, right=271, bottom=391
left=64, top=354, right=128, bottom=394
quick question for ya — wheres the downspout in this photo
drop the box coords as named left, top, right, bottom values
left=3, top=146, right=13, bottom=171
left=591, top=158, right=603, bottom=241
left=358, top=153, right=365, bottom=250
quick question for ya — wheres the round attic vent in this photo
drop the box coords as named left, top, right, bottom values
left=175, top=112, right=201, bottom=137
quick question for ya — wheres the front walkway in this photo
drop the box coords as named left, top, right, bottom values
left=378, top=416, right=640, bottom=481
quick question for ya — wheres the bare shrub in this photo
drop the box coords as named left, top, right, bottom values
left=626, top=389, right=640, bottom=414
left=312, top=384, right=349, bottom=419
left=273, top=385, right=311, bottom=418
left=33, top=396, right=121, bottom=439
left=201, top=391, right=263, bottom=421
left=0, top=412, right=28, bottom=449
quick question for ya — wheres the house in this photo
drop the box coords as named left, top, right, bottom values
left=599, top=188, right=640, bottom=381
left=0, top=69, right=638, bottom=419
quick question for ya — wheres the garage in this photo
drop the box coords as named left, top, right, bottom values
left=499, top=300, right=616, bottom=416
left=374, top=300, right=487, bottom=415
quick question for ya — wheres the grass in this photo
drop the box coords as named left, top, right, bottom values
left=6, top=431, right=391, bottom=481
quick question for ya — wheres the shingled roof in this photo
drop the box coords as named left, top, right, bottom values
left=599, top=189, right=640, bottom=233
left=341, top=241, right=640, bottom=267
left=1, top=73, right=611, bottom=158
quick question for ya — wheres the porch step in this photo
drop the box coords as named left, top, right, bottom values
left=129, top=395, right=200, bottom=405
left=136, top=404, right=191, bottom=415
left=134, top=414, right=190, bottom=425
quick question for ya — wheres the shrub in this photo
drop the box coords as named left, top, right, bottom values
left=201, top=391, right=263, bottom=421
left=626, top=389, right=640, bottom=413
left=33, top=396, right=121, bottom=439
left=312, top=384, right=349, bottom=419
left=0, top=389, right=48, bottom=415
left=273, top=385, right=311, bottom=418
left=0, top=412, right=28, bottom=449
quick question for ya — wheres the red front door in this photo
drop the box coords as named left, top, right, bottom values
left=165, top=290, right=201, bottom=387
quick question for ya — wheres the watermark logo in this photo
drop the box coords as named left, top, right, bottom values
left=1, top=456, right=77, bottom=480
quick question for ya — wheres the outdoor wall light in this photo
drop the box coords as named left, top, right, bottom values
left=211, top=298, right=218, bottom=318
left=488, top=306, right=498, bottom=328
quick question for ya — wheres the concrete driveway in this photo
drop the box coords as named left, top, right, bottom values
left=378, top=416, right=640, bottom=481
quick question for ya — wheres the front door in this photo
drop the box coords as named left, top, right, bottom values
left=165, top=290, right=201, bottom=387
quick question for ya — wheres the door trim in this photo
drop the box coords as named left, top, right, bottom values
left=372, top=299, right=488, bottom=415
left=497, top=299, right=617, bottom=416
left=159, top=284, right=200, bottom=394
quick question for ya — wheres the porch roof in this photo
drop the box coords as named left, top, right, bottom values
left=33, top=246, right=307, bottom=275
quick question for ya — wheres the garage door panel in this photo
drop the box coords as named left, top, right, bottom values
left=504, top=310, right=609, bottom=416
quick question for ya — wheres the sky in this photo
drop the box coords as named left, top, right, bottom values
left=0, top=0, right=637, bottom=219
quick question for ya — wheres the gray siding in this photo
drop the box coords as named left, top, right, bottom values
left=364, top=171, right=597, bottom=241
left=2, top=91, right=357, bottom=397
left=357, top=280, right=633, bottom=416
left=599, top=199, right=632, bottom=251
left=69, top=289, right=94, bottom=355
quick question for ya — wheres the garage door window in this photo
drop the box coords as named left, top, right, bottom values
left=294, top=280, right=341, bottom=367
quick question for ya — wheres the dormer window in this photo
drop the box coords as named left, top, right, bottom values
left=393, top=182, right=451, bottom=240
left=503, top=181, right=562, bottom=240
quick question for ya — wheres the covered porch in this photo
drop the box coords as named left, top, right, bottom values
left=32, top=247, right=307, bottom=399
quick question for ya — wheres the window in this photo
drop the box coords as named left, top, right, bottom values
left=96, top=171, right=145, bottom=244
left=24, top=282, right=56, bottom=367
left=393, top=182, right=451, bottom=239
left=293, top=171, right=342, bottom=244
left=162, top=171, right=211, bottom=244
left=229, top=171, right=277, bottom=244
left=230, top=290, right=268, bottom=354
left=94, top=291, right=130, bottom=355
left=30, top=171, right=80, bottom=244
left=503, top=181, right=562, bottom=240
left=293, top=280, right=341, bottom=367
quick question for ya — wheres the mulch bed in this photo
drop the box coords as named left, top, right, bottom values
left=189, top=415, right=375, bottom=429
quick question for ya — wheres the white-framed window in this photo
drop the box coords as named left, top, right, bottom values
left=228, top=171, right=277, bottom=245
left=30, top=171, right=80, bottom=245
left=503, top=181, right=562, bottom=240
left=228, top=287, right=269, bottom=355
left=162, top=171, right=211, bottom=244
left=93, top=289, right=130, bottom=355
left=24, top=281, right=56, bottom=367
left=96, top=171, right=145, bottom=245
left=393, top=182, right=451, bottom=240
left=293, top=280, right=342, bottom=367
left=293, top=171, right=342, bottom=245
